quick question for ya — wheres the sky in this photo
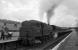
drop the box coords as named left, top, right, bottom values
left=50, top=4, right=77, bottom=27
left=0, top=0, right=41, bottom=21
left=0, top=0, right=78, bottom=27
left=61, top=0, right=78, bottom=17
left=50, top=0, right=78, bottom=27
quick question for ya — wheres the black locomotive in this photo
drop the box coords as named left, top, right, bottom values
left=18, top=20, right=72, bottom=46
left=19, top=20, right=54, bottom=45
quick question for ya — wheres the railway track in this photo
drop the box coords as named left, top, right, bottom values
left=44, top=31, right=71, bottom=50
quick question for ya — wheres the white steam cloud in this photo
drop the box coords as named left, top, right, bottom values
left=39, top=0, right=63, bottom=23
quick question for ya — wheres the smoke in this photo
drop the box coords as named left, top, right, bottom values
left=39, top=0, right=63, bottom=24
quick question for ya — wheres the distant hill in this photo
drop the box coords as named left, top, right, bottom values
left=0, top=19, right=20, bottom=24
left=0, top=19, right=21, bottom=31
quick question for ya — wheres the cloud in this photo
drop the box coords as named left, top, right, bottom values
left=0, top=0, right=63, bottom=23
left=0, top=0, right=77, bottom=27
left=61, top=0, right=78, bottom=17
left=50, top=5, right=77, bottom=27
left=0, top=0, right=40, bottom=22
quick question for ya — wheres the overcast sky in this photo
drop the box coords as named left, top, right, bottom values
left=0, top=0, right=78, bottom=27
left=50, top=0, right=78, bottom=27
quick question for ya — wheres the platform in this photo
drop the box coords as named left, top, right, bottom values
left=0, top=32, right=19, bottom=43
left=52, top=29, right=78, bottom=50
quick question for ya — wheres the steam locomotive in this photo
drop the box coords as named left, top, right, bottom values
left=18, top=20, right=72, bottom=45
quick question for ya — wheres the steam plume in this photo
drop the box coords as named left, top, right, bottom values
left=39, top=0, right=63, bottom=24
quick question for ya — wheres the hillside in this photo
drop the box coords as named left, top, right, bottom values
left=0, top=19, right=21, bottom=31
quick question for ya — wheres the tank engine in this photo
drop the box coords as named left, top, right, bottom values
left=19, top=20, right=55, bottom=45
left=18, top=20, right=73, bottom=46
